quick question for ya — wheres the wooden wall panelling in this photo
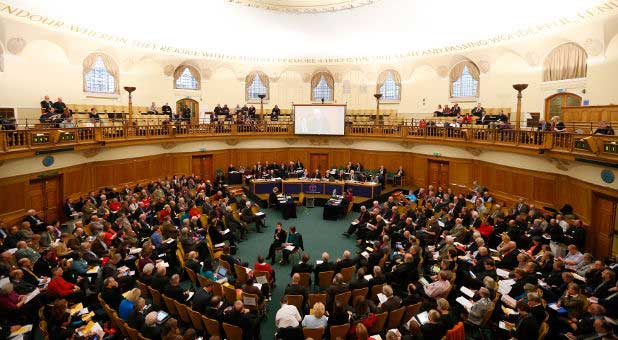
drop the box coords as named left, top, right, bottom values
left=94, top=164, right=115, bottom=188
left=532, top=176, right=557, bottom=208
left=0, top=179, right=27, bottom=222
left=449, top=160, right=472, bottom=188
left=212, top=150, right=231, bottom=173
left=172, top=155, right=191, bottom=176
left=412, top=156, right=428, bottom=188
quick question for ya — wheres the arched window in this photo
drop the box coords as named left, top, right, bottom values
left=245, top=71, right=270, bottom=101
left=173, top=65, right=201, bottom=90
left=83, top=53, right=119, bottom=94
left=449, top=61, right=480, bottom=98
left=377, top=70, right=401, bottom=100
left=311, top=71, right=334, bottom=102
left=543, top=43, right=587, bottom=82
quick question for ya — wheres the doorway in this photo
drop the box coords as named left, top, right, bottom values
left=544, top=92, right=582, bottom=121
left=176, top=98, right=199, bottom=124
left=192, top=155, right=213, bottom=182
left=592, top=193, right=617, bottom=259
left=428, top=160, right=449, bottom=188
left=309, top=153, right=329, bottom=172
left=28, top=175, right=63, bottom=223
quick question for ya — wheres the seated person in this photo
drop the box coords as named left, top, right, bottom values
left=280, top=226, right=303, bottom=265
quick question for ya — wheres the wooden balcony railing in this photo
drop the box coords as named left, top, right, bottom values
left=1, top=122, right=617, bottom=162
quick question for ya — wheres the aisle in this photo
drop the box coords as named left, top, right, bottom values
left=233, top=205, right=359, bottom=339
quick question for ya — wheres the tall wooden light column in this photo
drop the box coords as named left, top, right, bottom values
left=374, top=93, right=382, bottom=125
left=124, top=86, right=136, bottom=125
left=258, top=94, right=266, bottom=121
left=512, top=84, right=528, bottom=130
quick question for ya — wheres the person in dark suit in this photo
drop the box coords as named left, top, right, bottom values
left=377, top=165, right=387, bottom=189
left=387, top=253, right=418, bottom=287
left=223, top=301, right=255, bottom=340
left=164, top=274, right=190, bottom=304
left=314, top=252, right=336, bottom=284
left=266, top=223, right=287, bottom=265
left=40, top=96, right=53, bottom=113
left=151, top=266, right=169, bottom=292
left=343, top=205, right=370, bottom=237
left=141, top=312, right=163, bottom=340
left=291, top=253, right=314, bottom=277
left=161, top=103, right=172, bottom=118
left=241, top=201, right=265, bottom=232
left=326, top=273, right=350, bottom=308
left=270, top=105, right=280, bottom=121
left=451, top=103, right=461, bottom=116
left=350, top=268, right=369, bottom=290
left=378, top=284, right=402, bottom=313
left=127, top=297, right=147, bottom=330
left=515, top=197, right=529, bottom=215
left=284, top=273, right=309, bottom=309
left=101, top=277, right=122, bottom=310
left=311, top=169, right=321, bottom=179
left=52, top=97, right=67, bottom=115
left=192, top=281, right=214, bottom=313
left=335, top=250, right=356, bottom=273
left=471, top=103, right=485, bottom=117
left=24, top=209, right=45, bottom=233
left=420, top=310, right=447, bottom=339
left=506, top=301, right=539, bottom=340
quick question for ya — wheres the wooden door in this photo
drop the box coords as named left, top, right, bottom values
left=176, top=98, right=199, bottom=124
left=309, top=153, right=329, bottom=172
left=591, top=193, right=616, bottom=259
left=192, top=155, right=213, bottom=182
left=544, top=93, right=582, bottom=121
left=428, top=160, right=449, bottom=188
left=29, top=175, right=62, bottom=223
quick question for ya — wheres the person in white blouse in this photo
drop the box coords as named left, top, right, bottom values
left=275, top=295, right=302, bottom=328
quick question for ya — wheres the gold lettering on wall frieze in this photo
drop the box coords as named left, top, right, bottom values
left=226, top=139, right=239, bottom=146
left=309, top=138, right=329, bottom=145
left=284, top=138, right=298, bottom=145
left=400, top=141, right=414, bottom=149
left=161, top=142, right=176, bottom=150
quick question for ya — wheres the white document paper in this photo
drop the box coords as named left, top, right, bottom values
left=456, top=296, right=473, bottom=311
left=256, top=275, right=268, bottom=284
left=186, top=291, right=194, bottom=301
left=364, top=275, right=373, bottom=281
left=460, top=286, right=475, bottom=298
left=376, top=293, right=387, bottom=304
left=496, top=268, right=510, bottom=278
left=501, top=294, right=517, bottom=308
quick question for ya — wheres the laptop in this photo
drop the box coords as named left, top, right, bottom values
left=215, top=266, right=227, bottom=280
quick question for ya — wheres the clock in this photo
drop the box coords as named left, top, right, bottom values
left=42, top=155, right=54, bottom=167
left=601, top=169, right=614, bottom=184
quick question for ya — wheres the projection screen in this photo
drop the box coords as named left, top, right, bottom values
left=294, top=104, right=346, bottom=135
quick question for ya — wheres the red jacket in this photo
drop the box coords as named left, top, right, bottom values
left=48, top=277, right=75, bottom=297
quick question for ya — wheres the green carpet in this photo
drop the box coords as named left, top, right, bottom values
left=233, top=205, right=358, bottom=339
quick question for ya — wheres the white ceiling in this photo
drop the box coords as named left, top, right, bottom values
left=7, top=0, right=611, bottom=59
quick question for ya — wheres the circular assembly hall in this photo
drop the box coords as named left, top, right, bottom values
left=1, top=1, right=618, bottom=339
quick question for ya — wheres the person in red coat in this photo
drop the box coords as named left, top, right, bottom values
left=477, top=217, right=494, bottom=240
left=47, top=267, right=81, bottom=299
left=253, top=255, right=276, bottom=286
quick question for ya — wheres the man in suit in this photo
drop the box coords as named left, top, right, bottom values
left=378, top=284, right=402, bottom=313
left=52, top=97, right=67, bottom=115
left=451, top=103, right=461, bottom=116
left=291, top=253, right=314, bottom=277
left=241, top=201, right=265, bottom=232
left=311, top=169, right=321, bottom=179
left=387, top=253, right=418, bottom=287
left=24, top=209, right=45, bottom=233
left=161, top=102, right=172, bottom=118
left=377, top=165, right=387, bottom=189
left=80, top=242, right=100, bottom=265
left=17, top=258, right=40, bottom=287
left=350, top=268, right=369, bottom=290
left=40, top=95, right=53, bottom=113
left=506, top=301, right=540, bottom=340
left=326, top=273, right=349, bottom=308
left=284, top=273, right=309, bottom=309
left=101, top=277, right=122, bottom=309
left=164, top=274, right=190, bottom=304
left=515, top=197, right=529, bottom=215
left=343, top=205, right=370, bottom=237
left=335, top=250, right=356, bottom=273
left=314, top=252, right=336, bottom=284
left=223, top=301, right=255, bottom=340
left=471, top=103, right=485, bottom=117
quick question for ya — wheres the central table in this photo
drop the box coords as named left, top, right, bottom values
left=250, top=179, right=381, bottom=199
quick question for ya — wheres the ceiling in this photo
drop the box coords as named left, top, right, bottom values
left=5, top=0, right=614, bottom=59
left=228, top=0, right=382, bottom=13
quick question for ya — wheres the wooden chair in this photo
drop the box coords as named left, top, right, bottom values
left=370, top=312, right=388, bottom=334
left=370, top=284, right=384, bottom=301
left=234, top=264, right=250, bottom=284
left=197, top=274, right=211, bottom=287
left=125, top=326, right=139, bottom=339
left=295, top=192, right=306, bottom=206
left=213, top=281, right=224, bottom=297
left=253, top=269, right=271, bottom=285
left=185, top=267, right=198, bottom=288
left=174, top=300, right=192, bottom=324
left=340, top=266, right=355, bottom=283
left=403, top=302, right=422, bottom=324
left=223, top=284, right=238, bottom=304
left=333, top=291, right=352, bottom=307
left=149, top=287, right=162, bottom=309
left=242, top=292, right=266, bottom=317
left=223, top=322, right=243, bottom=340
left=308, top=293, right=327, bottom=308
left=303, top=327, right=325, bottom=340
left=317, top=271, right=334, bottom=291
left=162, top=295, right=179, bottom=317
left=386, top=306, right=405, bottom=329
left=538, top=322, right=549, bottom=340
left=352, top=287, right=369, bottom=301
left=39, top=321, right=49, bottom=340
left=286, top=294, right=304, bottom=314
left=329, top=323, right=350, bottom=340
left=219, top=260, right=231, bottom=275
left=202, top=315, right=221, bottom=337
left=188, top=309, right=205, bottom=332
left=136, top=280, right=149, bottom=299
left=298, top=272, right=311, bottom=289
left=445, top=321, right=465, bottom=340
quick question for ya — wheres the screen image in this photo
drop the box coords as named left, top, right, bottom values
left=294, top=105, right=345, bottom=135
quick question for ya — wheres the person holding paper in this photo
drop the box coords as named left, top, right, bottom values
left=503, top=301, right=539, bottom=340
left=280, top=226, right=303, bottom=265
left=326, top=273, right=350, bottom=309
left=164, top=274, right=191, bottom=304
left=467, top=287, right=492, bottom=325
left=266, top=223, right=287, bottom=265
left=422, top=270, right=452, bottom=300
left=378, top=284, right=402, bottom=313
left=343, top=205, right=369, bottom=237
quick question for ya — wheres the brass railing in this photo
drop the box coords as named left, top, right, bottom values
left=1, top=122, right=617, bottom=161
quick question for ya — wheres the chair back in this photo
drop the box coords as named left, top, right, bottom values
left=186, top=267, right=198, bottom=288
left=286, top=294, right=304, bottom=314
left=386, top=306, right=406, bottom=329
left=308, top=293, right=327, bottom=308
left=174, top=300, right=192, bottom=324
left=39, top=321, right=49, bottom=340
left=223, top=284, right=238, bottom=304
left=370, top=312, right=388, bottom=334
left=197, top=274, right=211, bottom=287
left=241, top=292, right=260, bottom=311
left=253, top=269, right=271, bottom=284
left=213, top=282, right=224, bottom=297
left=303, top=327, right=324, bottom=340
left=334, top=291, right=352, bottom=307
left=340, top=266, right=355, bottom=283
left=223, top=322, right=243, bottom=340
left=352, top=287, right=369, bottom=301
left=219, top=259, right=231, bottom=273
left=370, top=284, right=384, bottom=301
left=136, top=280, right=149, bottom=298
left=538, top=322, right=549, bottom=340
left=162, top=295, right=179, bottom=317
left=329, top=323, right=350, bottom=340
left=403, top=302, right=422, bottom=324
left=234, top=263, right=249, bottom=283
left=125, top=326, right=139, bottom=339
left=298, top=272, right=311, bottom=289
left=202, top=315, right=221, bottom=336
left=188, top=309, right=204, bottom=331
left=378, top=253, right=388, bottom=269
left=149, top=287, right=162, bottom=308
left=445, top=321, right=465, bottom=340
left=317, top=271, right=334, bottom=290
